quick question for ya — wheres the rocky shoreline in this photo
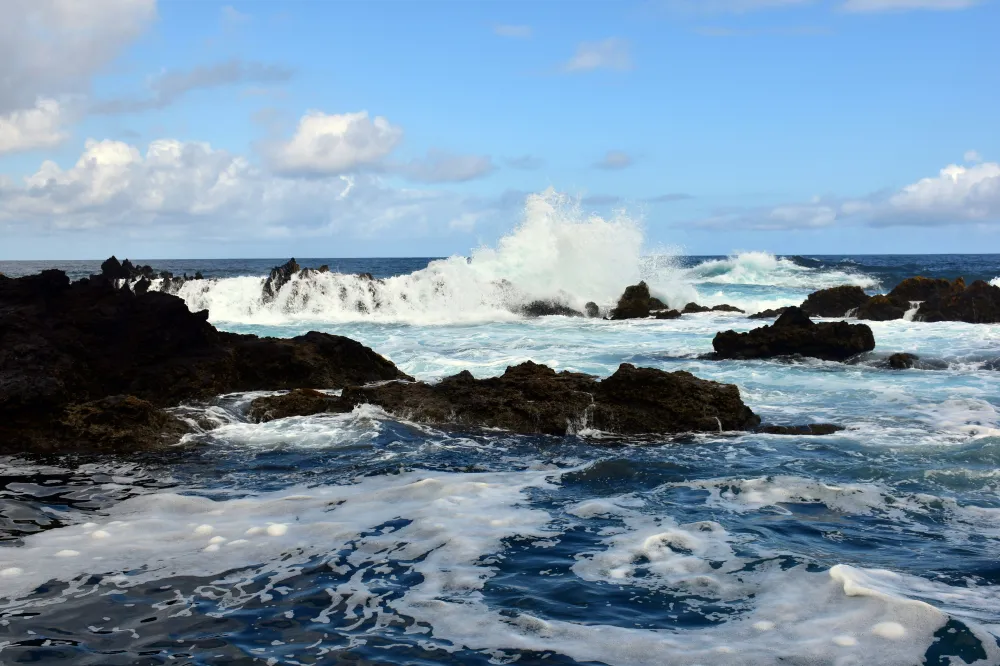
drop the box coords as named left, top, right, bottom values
left=5, top=255, right=994, bottom=453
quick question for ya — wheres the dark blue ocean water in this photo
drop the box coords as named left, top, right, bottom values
left=1, top=253, right=999, bottom=665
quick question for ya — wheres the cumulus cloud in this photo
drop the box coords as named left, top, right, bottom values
left=493, top=24, right=532, bottom=38
left=396, top=150, right=496, bottom=183
left=695, top=159, right=1000, bottom=230
left=0, top=0, right=157, bottom=115
left=965, top=149, right=983, bottom=163
left=564, top=38, right=633, bottom=73
left=594, top=150, right=634, bottom=170
left=0, top=137, right=501, bottom=240
left=840, top=0, right=981, bottom=11
left=93, top=60, right=293, bottom=114
left=0, top=98, right=69, bottom=154
left=265, top=111, right=404, bottom=176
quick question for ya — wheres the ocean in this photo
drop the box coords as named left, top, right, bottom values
left=2, top=210, right=1000, bottom=664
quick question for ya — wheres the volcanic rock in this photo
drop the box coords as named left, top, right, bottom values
left=712, top=306, right=876, bottom=362
left=60, top=395, right=192, bottom=452
left=608, top=282, right=669, bottom=320
left=0, top=270, right=411, bottom=452
left=856, top=295, right=908, bottom=321
left=682, top=303, right=745, bottom=314
left=749, top=307, right=791, bottom=320
left=801, top=285, right=871, bottom=318
left=520, top=301, right=584, bottom=317
left=888, top=353, right=919, bottom=370
left=585, top=302, right=600, bottom=318
left=915, top=279, right=1000, bottom=323
left=248, top=389, right=341, bottom=423
left=250, top=361, right=761, bottom=435
left=653, top=309, right=682, bottom=320
left=756, top=423, right=845, bottom=436
left=262, top=258, right=301, bottom=301
left=889, top=276, right=964, bottom=303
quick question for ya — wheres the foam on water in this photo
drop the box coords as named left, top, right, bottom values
left=3, top=465, right=996, bottom=665
left=681, top=250, right=879, bottom=290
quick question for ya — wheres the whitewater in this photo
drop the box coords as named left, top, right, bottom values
left=1, top=191, right=999, bottom=665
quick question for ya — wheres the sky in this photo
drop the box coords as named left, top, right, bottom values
left=1, top=0, right=998, bottom=260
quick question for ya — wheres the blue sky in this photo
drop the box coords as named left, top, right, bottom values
left=1, top=0, right=998, bottom=259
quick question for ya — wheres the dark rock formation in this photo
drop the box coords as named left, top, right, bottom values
left=0, top=270, right=410, bottom=452
left=856, top=295, right=908, bottom=321
left=756, top=424, right=845, bottom=436
left=61, top=395, right=191, bottom=451
left=915, top=280, right=1000, bottom=323
left=250, top=361, right=762, bottom=435
left=712, top=306, right=876, bottom=362
left=801, top=285, right=871, bottom=318
left=682, top=303, right=745, bottom=314
left=584, top=302, right=600, bottom=318
left=888, top=353, right=919, bottom=370
left=248, top=389, right=341, bottom=423
left=889, top=276, right=964, bottom=303
left=653, top=309, right=682, bottom=320
left=520, top=301, right=584, bottom=317
left=749, top=307, right=791, bottom=320
left=608, top=282, right=669, bottom=320
left=262, top=258, right=301, bottom=301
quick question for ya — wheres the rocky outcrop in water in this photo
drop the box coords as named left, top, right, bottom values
left=0, top=269, right=411, bottom=453
left=914, top=279, right=1000, bottom=323
left=712, top=306, right=876, bottom=362
left=249, top=361, right=762, bottom=436
left=801, top=286, right=871, bottom=318
left=756, top=424, right=845, bottom=436
left=585, top=302, right=600, bottom=318
left=855, top=295, right=908, bottom=321
left=888, top=353, right=919, bottom=369
left=682, top=303, right=745, bottom=314
left=520, top=301, right=584, bottom=317
left=608, top=282, right=674, bottom=320
left=749, top=307, right=791, bottom=320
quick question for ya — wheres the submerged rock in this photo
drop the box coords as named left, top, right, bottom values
left=0, top=270, right=411, bottom=452
left=608, top=282, right=669, bottom=320
left=653, top=309, right=682, bottom=320
left=60, top=395, right=191, bottom=451
left=801, top=285, right=871, bottom=318
left=756, top=423, right=845, bottom=436
left=888, top=353, right=919, bottom=369
left=250, top=361, right=762, bottom=435
left=683, top=303, right=745, bottom=314
left=248, top=389, right=341, bottom=423
left=712, top=306, right=876, bottom=362
left=520, top=301, right=584, bottom=317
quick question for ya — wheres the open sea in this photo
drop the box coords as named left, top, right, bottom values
left=2, top=209, right=1000, bottom=664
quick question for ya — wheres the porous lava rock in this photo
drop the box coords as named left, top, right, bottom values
left=801, top=286, right=871, bottom=318
left=712, top=306, right=876, bottom=362
left=915, top=279, right=1000, bottom=323
left=888, top=353, right=919, bottom=370
left=608, top=282, right=670, bottom=320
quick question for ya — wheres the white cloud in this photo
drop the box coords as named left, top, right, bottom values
left=0, top=0, right=157, bottom=115
left=397, top=150, right=496, bottom=183
left=93, top=60, right=293, bottom=114
left=564, top=38, right=633, bottom=73
left=840, top=0, right=981, bottom=11
left=595, top=150, right=634, bottom=170
left=965, top=149, right=983, bottom=163
left=493, top=24, right=532, bottom=38
left=0, top=98, right=69, bottom=154
left=695, top=159, right=1000, bottom=230
left=221, top=4, right=251, bottom=28
left=0, top=136, right=507, bottom=241
left=266, top=111, right=404, bottom=176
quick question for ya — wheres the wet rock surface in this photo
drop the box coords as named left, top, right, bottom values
left=248, top=389, right=341, bottom=423
left=915, top=279, right=1000, bottom=323
left=250, top=361, right=762, bottom=435
left=0, top=269, right=410, bottom=452
left=520, top=301, right=584, bottom=317
left=683, top=303, right=746, bottom=314
left=712, top=306, right=876, bottom=362
left=756, top=423, right=845, bottom=436
left=749, top=306, right=791, bottom=320
left=801, top=285, right=871, bottom=318
left=888, top=353, right=919, bottom=370
left=608, top=282, right=670, bottom=320
left=856, top=295, right=908, bottom=321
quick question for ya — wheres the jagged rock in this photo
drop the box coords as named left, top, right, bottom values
left=653, top=309, right=682, bottom=320
left=100, top=256, right=130, bottom=282
left=856, top=295, right=907, bottom=321
left=60, top=395, right=191, bottom=452
left=520, top=301, right=584, bottom=317
left=254, top=361, right=761, bottom=436
left=134, top=277, right=151, bottom=295
left=712, top=306, right=876, bottom=362
left=683, top=302, right=711, bottom=314
left=262, top=258, right=301, bottom=301
left=888, top=353, right=919, bottom=369
left=756, top=424, right=845, bottom=436
left=608, top=282, right=669, bottom=320
left=0, top=270, right=411, bottom=452
left=194, top=271, right=204, bottom=280
left=749, top=307, right=791, bottom=320
left=889, top=276, right=964, bottom=303
left=801, top=285, right=871, bottom=318
left=916, top=280, right=1000, bottom=323
left=585, top=302, right=600, bottom=318
left=248, top=389, right=340, bottom=423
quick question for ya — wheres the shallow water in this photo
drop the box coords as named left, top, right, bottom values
left=3, top=201, right=1000, bottom=664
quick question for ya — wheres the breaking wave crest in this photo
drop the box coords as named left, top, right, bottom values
left=153, top=190, right=877, bottom=324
